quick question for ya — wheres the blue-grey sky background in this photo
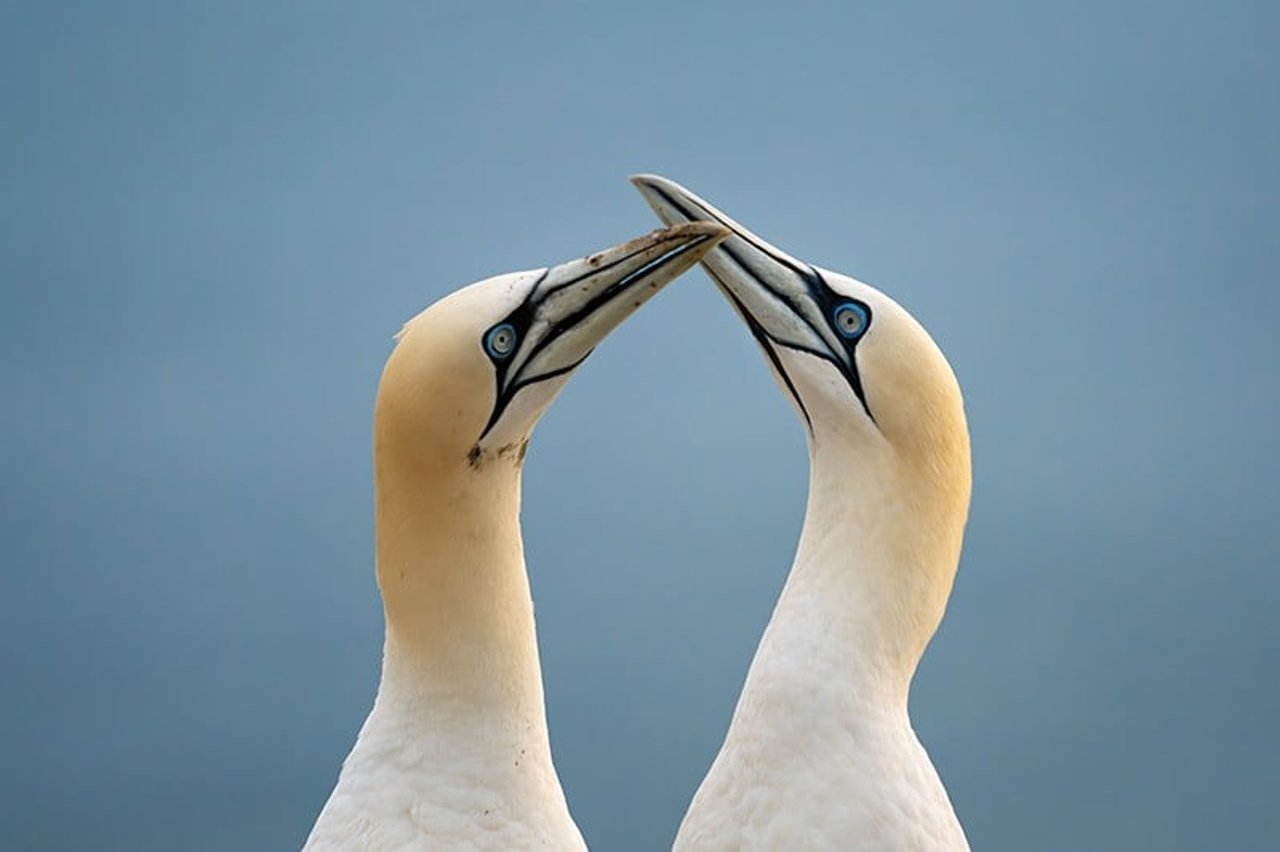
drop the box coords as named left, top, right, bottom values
left=2, top=2, right=1277, bottom=849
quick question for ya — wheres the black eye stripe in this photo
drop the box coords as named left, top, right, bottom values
left=807, top=271, right=875, bottom=423
left=474, top=236, right=712, bottom=443
left=644, top=181, right=877, bottom=424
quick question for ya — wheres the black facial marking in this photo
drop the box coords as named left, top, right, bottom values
left=797, top=268, right=876, bottom=424
left=706, top=265, right=812, bottom=430
left=646, top=183, right=876, bottom=425
left=474, top=271, right=543, bottom=444
left=476, top=235, right=712, bottom=443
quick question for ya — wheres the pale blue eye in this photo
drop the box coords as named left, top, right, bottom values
left=833, top=303, right=868, bottom=339
left=485, top=323, right=518, bottom=359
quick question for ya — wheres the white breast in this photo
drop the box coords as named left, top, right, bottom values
left=304, top=694, right=586, bottom=851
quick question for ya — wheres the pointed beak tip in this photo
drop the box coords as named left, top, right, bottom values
left=630, top=173, right=710, bottom=233
left=629, top=172, right=690, bottom=202
left=630, top=172, right=688, bottom=197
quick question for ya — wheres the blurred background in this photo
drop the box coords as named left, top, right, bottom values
left=2, top=1, right=1277, bottom=849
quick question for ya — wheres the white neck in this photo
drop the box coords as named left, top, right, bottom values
left=305, top=457, right=584, bottom=850
left=778, top=431, right=961, bottom=699
left=674, top=426, right=970, bottom=850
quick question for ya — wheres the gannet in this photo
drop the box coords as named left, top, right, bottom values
left=632, top=175, right=972, bottom=851
left=303, top=221, right=729, bottom=851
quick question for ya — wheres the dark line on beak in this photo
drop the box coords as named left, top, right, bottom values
left=646, top=180, right=877, bottom=426
left=549, top=237, right=705, bottom=345
left=647, top=183, right=818, bottom=283
left=715, top=242, right=876, bottom=424
left=537, top=235, right=679, bottom=300
left=717, top=241, right=838, bottom=365
left=707, top=267, right=812, bottom=432
left=479, top=236, right=711, bottom=443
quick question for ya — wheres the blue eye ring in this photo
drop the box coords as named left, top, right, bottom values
left=484, top=323, right=518, bottom=359
left=832, top=302, right=869, bottom=340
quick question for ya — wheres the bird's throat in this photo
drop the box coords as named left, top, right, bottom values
left=372, top=456, right=550, bottom=734
left=765, top=437, right=964, bottom=708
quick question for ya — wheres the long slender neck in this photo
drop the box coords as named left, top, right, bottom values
left=306, top=435, right=583, bottom=850
left=371, top=449, right=549, bottom=743
left=752, top=430, right=967, bottom=716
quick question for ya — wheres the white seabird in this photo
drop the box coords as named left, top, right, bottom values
left=303, top=221, right=729, bottom=851
left=633, top=175, right=972, bottom=851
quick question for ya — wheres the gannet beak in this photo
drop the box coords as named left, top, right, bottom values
left=630, top=174, right=873, bottom=425
left=482, top=221, right=728, bottom=438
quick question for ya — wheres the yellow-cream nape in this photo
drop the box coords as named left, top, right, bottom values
left=304, top=222, right=726, bottom=850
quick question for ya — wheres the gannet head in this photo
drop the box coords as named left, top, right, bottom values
left=632, top=176, right=966, bottom=460
left=632, top=175, right=970, bottom=669
left=377, top=223, right=728, bottom=476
